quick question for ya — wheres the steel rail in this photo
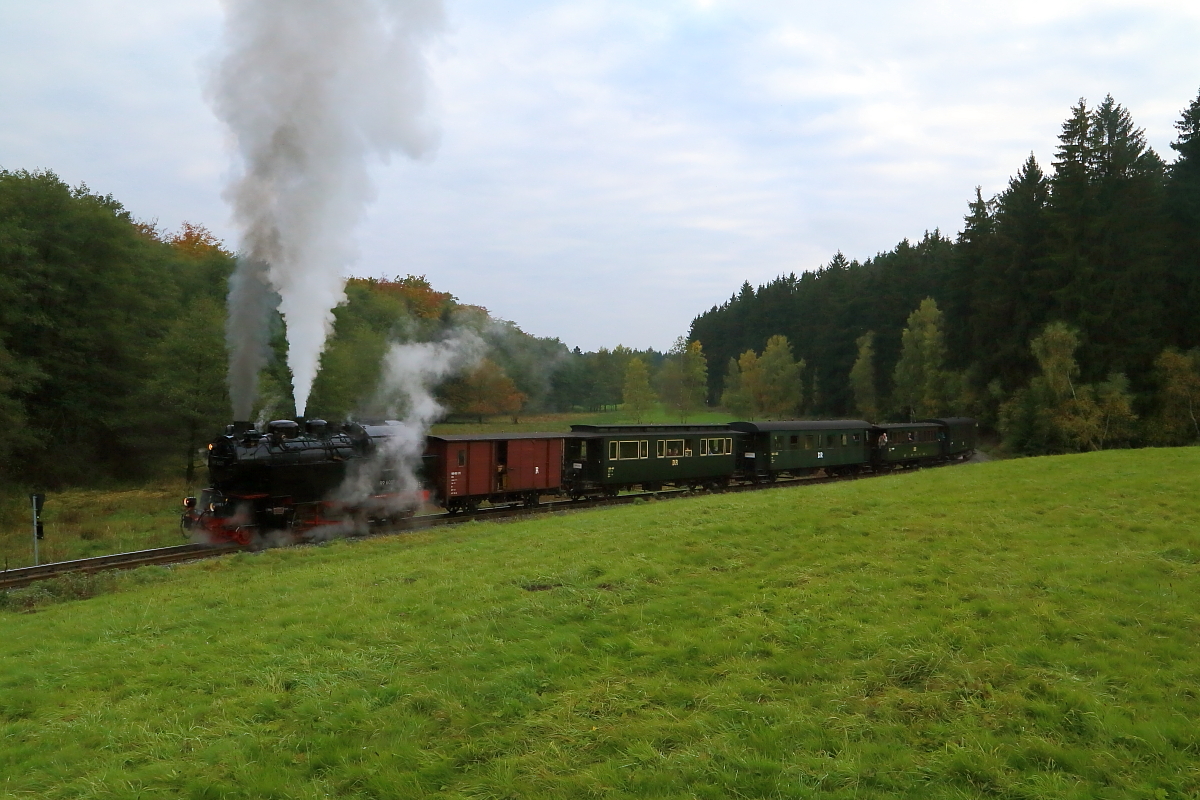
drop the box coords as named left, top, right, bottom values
left=1, top=458, right=966, bottom=592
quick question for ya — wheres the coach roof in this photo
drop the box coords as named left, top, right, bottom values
left=728, top=420, right=872, bottom=433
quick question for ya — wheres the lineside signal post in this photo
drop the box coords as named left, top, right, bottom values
left=30, top=493, right=44, bottom=566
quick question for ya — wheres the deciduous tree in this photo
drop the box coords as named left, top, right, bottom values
left=849, top=332, right=878, bottom=421
left=622, top=357, right=655, bottom=423
left=892, top=298, right=949, bottom=420
left=661, top=338, right=708, bottom=421
left=758, top=335, right=804, bottom=419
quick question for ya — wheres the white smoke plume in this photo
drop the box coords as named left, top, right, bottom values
left=337, top=330, right=485, bottom=514
left=211, top=0, right=444, bottom=417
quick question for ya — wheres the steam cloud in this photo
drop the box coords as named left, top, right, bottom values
left=211, top=0, right=444, bottom=417
left=338, top=331, right=485, bottom=513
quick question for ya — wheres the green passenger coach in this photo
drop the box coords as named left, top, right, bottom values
left=872, top=422, right=944, bottom=467
left=728, top=420, right=872, bottom=479
left=566, top=424, right=737, bottom=495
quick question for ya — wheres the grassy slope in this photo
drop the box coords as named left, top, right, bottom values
left=2, top=449, right=1199, bottom=799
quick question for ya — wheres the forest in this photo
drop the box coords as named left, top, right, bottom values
left=690, top=91, right=1200, bottom=454
left=2, top=89, right=1198, bottom=488
left=0, top=168, right=677, bottom=487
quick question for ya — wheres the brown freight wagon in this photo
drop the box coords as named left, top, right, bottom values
left=425, top=433, right=566, bottom=512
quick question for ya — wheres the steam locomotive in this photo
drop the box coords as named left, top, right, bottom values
left=183, top=417, right=977, bottom=546
left=181, top=418, right=416, bottom=545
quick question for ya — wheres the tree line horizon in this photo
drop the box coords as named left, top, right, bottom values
left=1, top=88, right=1198, bottom=486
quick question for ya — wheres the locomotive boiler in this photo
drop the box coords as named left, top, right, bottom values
left=182, top=419, right=411, bottom=545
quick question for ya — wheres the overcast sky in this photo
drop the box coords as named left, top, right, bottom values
left=2, top=0, right=1199, bottom=351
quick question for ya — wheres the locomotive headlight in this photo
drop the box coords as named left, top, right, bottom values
left=207, top=443, right=213, bottom=451
left=183, top=497, right=197, bottom=509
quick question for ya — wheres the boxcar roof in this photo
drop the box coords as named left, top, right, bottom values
left=427, top=432, right=570, bottom=442
left=570, top=424, right=731, bottom=434
left=729, top=419, right=871, bottom=433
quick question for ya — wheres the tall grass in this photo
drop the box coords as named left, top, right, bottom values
left=0, top=480, right=189, bottom=569
left=2, top=448, right=1199, bottom=798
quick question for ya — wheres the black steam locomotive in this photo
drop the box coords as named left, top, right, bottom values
left=182, top=419, right=414, bottom=545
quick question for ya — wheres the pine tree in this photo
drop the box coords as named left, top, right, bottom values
left=1168, top=89, right=1200, bottom=347
left=849, top=331, right=878, bottom=421
left=621, top=357, right=655, bottom=423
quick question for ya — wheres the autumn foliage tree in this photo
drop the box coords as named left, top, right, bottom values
left=442, top=359, right=526, bottom=423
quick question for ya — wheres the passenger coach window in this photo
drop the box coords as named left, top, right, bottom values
left=841, top=434, right=848, bottom=446
left=789, top=435, right=798, bottom=448
left=805, top=435, right=814, bottom=449
left=702, top=437, right=730, bottom=455
left=657, top=440, right=665, bottom=458
left=618, top=441, right=640, bottom=459
left=608, top=441, right=617, bottom=460
left=664, top=439, right=685, bottom=457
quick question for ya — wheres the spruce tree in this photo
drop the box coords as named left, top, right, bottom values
left=1168, top=89, right=1200, bottom=347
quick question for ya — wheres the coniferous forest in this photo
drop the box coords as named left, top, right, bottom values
left=3, top=90, right=1199, bottom=488
left=689, top=92, right=1200, bottom=453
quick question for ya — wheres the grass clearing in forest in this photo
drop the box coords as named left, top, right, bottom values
left=2, top=448, right=1199, bottom=798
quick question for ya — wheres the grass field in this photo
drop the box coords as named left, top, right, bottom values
left=3, top=448, right=1199, bottom=798
left=0, top=480, right=189, bottom=570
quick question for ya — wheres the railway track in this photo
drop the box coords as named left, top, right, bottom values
left=0, top=542, right=248, bottom=591
left=0, top=461, right=954, bottom=592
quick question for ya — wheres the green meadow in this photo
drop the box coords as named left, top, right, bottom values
left=3, top=449, right=1199, bottom=798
